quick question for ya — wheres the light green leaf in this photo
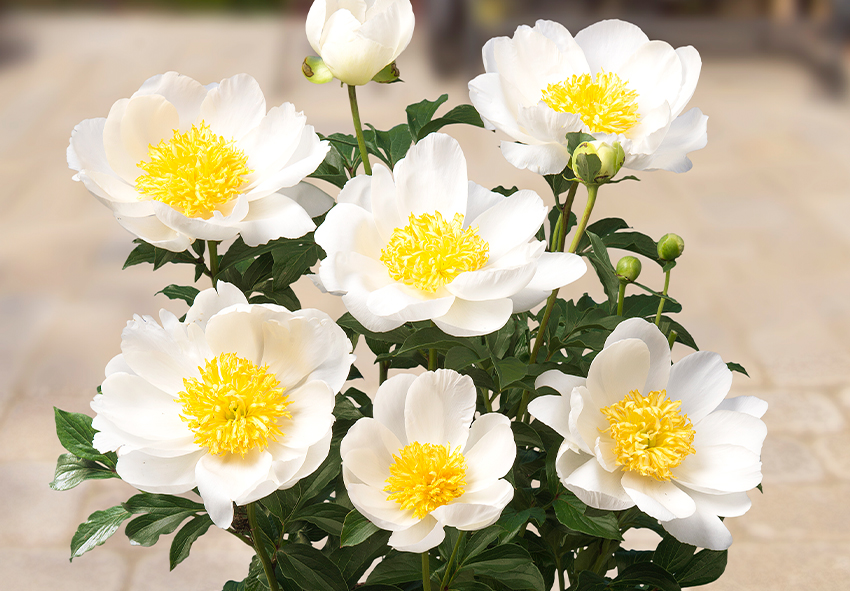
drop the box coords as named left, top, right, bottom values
left=70, top=505, right=132, bottom=560
left=50, top=453, right=117, bottom=491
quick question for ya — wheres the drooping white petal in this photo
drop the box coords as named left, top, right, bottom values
left=369, top=163, right=403, bottom=241
left=446, top=260, right=536, bottom=302
left=661, top=507, right=733, bottom=551
left=561, top=453, right=635, bottom=511
left=641, top=107, right=707, bottom=173
left=152, top=196, right=249, bottom=242
left=346, top=482, right=418, bottom=531
left=195, top=450, right=273, bottom=528
left=235, top=193, right=316, bottom=245
left=115, top=214, right=193, bottom=253
left=94, top=373, right=188, bottom=441
left=404, top=370, right=476, bottom=449
left=278, top=428, right=333, bottom=488
left=522, top=252, right=587, bottom=293
left=342, top=288, right=407, bottom=333
left=387, top=515, right=445, bottom=552
left=116, top=449, right=204, bottom=494
left=532, top=19, right=591, bottom=73
left=674, top=444, right=762, bottom=494
left=621, top=471, right=696, bottom=521
left=465, top=182, right=505, bottom=224
left=692, top=410, right=767, bottom=455
left=528, top=393, right=572, bottom=439
left=670, top=46, right=702, bottom=118
left=366, top=283, right=455, bottom=320
left=605, top=318, right=671, bottom=393
left=433, top=480, right=513, bottom=530
left=535, top=369, right=586, bottom=394
left=433, top=297, right=513, bottom=337
left=68, top=117, right=111, bottom=176
left=500, top=140, right=571, bottom=176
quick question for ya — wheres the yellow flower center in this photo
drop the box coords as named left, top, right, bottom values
left=177, top=353, right=290, bottom=457
left=384, top=442, right=467, bottom=519
left=541, top=72, right=640, bottom=135
left=380, top=212, right=489, bottom=292
left=135, top=122, right=252, bottom=219
left=600, top=389, right=695, bottom=481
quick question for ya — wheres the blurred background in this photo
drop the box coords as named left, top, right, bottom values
left=1, top=0, right=849, bottom=590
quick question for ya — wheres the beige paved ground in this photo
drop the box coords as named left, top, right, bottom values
left=1, top=10, right=849, bottom=591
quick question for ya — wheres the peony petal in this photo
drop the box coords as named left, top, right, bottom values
left=573, top=19, right=650, bottom=74
left=116, top=449, right=204, bottom=494
left=195, top=450, right=273, bottom=528
left=433, top=480, right=513, bottom=530
left=667, top=351, right=732, bottom=423
left=661, top=507, right=733, bottom=551
left=465, top=182, right=505, bottom=224
left=500, top=140, right=571, bottom=176
left=388, top=515, right=445, bottom=552
left=132, top=71, right=209, bottom=128
left=115, top=214, right=193, bottom=253
left=284, top=181, right=334, bottom=218
left=528, top=393, right=572, bottom=439
left=674, top=444, right=762, bottom=494
left=315, top=202, right=383, bottom=259
left=342, top=288, right=407, bottom=333
left=278, top=428, right=333, bottom=488
left=393, top=133, right=468, bottom=221
left=203, top=305, right=268, bottom=364
left=586, top=338, right=650, bottom=409
left=341, top=417, right=402, bottom=469
left=369, top=162, right=403, bottom=241
left=245, top=127, right=329, bottom=193
left=522, top=251, right=587, bottom=292
left=535, top=370, right=586, bottom=394
left=236, top=192, right=316, bottom=246
left=641, top=107, right=707, bottom=173
left=373, top=373, right=418, bottom=447
left=446, top=260, right=536, bottom=302
left=319, top=251, right=393, bottom=295
left=305, top=0, right=328, bottom=53
left=469, top=189, right=546, bottom=261
left=670, top=46, right=701, bottom=118
left=319, top=10, right=396, bottom=85
left=404, top=370, right=476, bottom=448
left=237, top=103, right=306, bottom=186
left=621, top=471, right=696, bottom=521
left=692, top=410, right=767, bottom=455
left=462, top=417, right=515, bottom=493
left=616, top=40, right=682, bottom=112
left=346, top=482, right=418, bottom=530
left=605, top=318, right=671, bottom=393
left=468, top=73, right=532, bottom=141
left=433, top=297, right=513, bottom=337
left=198, top=74, right=266, bottom=141
left=276, top=380, right=336, bottom=450
left=561, top=453, right=634, bottom=511
left=337, top=173, right=373, bottom=210
left=366, top=283, right=455, bottom=320
left=68, top=117, right=112, bottom=176
left=184, top=281, right=249, bottom=330
left=716, top=396, right=768, bottom=419
left=94, top=373, right=188, bottom=441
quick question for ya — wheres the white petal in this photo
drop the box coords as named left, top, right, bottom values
left=184, top=282, right=248, bottom=330
left=369, top=163, right=403, bottom=241
left=616, top=40, right=682, bottom=112
left=366, top=283, right=455, bottom=320
left=642, top=108, right=707, bottom=173
left=276, top=380, right=336, bottom=450
left=434, top=480, right=513, bottom=530
left=689, top=489, right=752, bottom=518
left=605, top=318, right=671, bottom=393
left=132, top=71, right=208, bottom=127
left=516, top=102, right=584, bottom=144
left=198, top=74, right=266, bottom=141
left=692, top=410, right=767, bottom=456
left=393, top=133, right=468, bottom=220
left=195, top=451, right=273, bottom=528
left=373, top=373, right=418, bottom=446
left=573, top=19, right=650, bottom=74
left=586, top=338, right=650, bottom=409
left=433, top=297, right=513, bottom=337
left=462, top=417, right=515, bottom=492
left=337, top=173, right=373, bottom=210
left=470, top=189, right=545, bottom=261
left=315, top=203, right=383, bottom=259
left=465, top=182, right=505, bottom=224
left=572, top=386, right=608, bottom=456
left=278, top=428, right=333, bottom=488
left=94, top=373, right=188, bottom=441
left=500, top=140, right=572, bottom=176
left=305, top=0, right=327, bottom=53
left=661, top=508, right=733, bottom=550
left=667, top=351, right=732, bottom=423
left=343, top=447, right=392, bottom=490
left=284, top=181, right=334, bottom=218
left=237, top=103, right=307, bottom=185
left=528, top=393, right=572, bottom=439
left=509, top=286, right=552, bottom=313
left=246, top=127, right=329, bottom=193
left=533, top=19, right=591, bottom=72
left=621, top=471, right=696, bottom=521
left=319, top=10, right=395, bottom=85
left=341, top=417, right=402, bottom=469
left=203, top=305, right=267, bottom=364
left=404, top=370, right=476, bottom=448
left=523, top=252, right=587, bottom=292
left=468, top=73, right=527, bottom=139
left=716, top=396, right=768, bottom=418
left=674, top=444, right=762, bottom=494
left=346, top=482, right=418, bottom=530
left=446, top=261, right=536, bottom=302
left=342, top=288, right=407, bottom=333
left=115, top=214, right=193, bottom=253
left=320, top=251, right=393, bottom=295
left=535, top=369, right=586, bottom=394
left=103, top=95, right=179, bottom=184
left=388, top=516, right=445, bottom=552
left=152, top=196, right=248, bottom=242
left=236, top=193, right=315, bottom=246
left=68, top=117, right=111, bottom=175
left=116, top=449, right=203, bottom=494
left=670, top=46, right=701, bottom=118
left=105, top=354, right=133, bottom=377
left=561, top=454, right=634, bottom=511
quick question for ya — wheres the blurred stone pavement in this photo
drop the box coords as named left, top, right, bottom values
left=1, top=10, right=849, bottom=591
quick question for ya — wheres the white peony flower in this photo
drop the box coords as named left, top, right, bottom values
left=469, top=19, right=707, bottom=175
left=306, top=0, right=415, bottom=86
left=90, top=282, right=354, bottom=529
left=341, top=370, right=516, bottom=552
left=528, top=318, right=766, bottom=550
left=314, top=133, right=587, bottom=337
left=68, top=72, right=332, bottom=252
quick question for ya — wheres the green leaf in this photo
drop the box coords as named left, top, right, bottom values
left=70, top=505, right=132, bottom=560
left=122, top=239, right=198, bottom=271
left=553, top=494, right=622, bottom=540
left=50, top=453, right=117, bottom=491
left=125, top=512, right=195, bottom=547
left=309, top=144, right=350, bottom=189
left=157, top=284, right=200, bottom=305
left=603, top=230, right=659, bottom=262
left=271, top=241, right=321, bottom=291
left=621, top=294, right=681, bottom=319
left=444, top=346, right=484, bottom=371
left=277, top=544, right=348, bottom=591
left=727, top=362, right=749, bottom=377
left=584, top=231, right=619, bottom=309
left=340, top=509, right=381, bottom=547
left=329, top=528, right=391, bottom=584
left=565, top=132, right=596, bottom=155
left=170, top=514, right=213, bottom=569
left=510, top=422, right=543, bottom=449
left=53, top=408, right=116, bottom=467
left=494, top=357, right=528, bottom=391
left=460, top=525, right=501, bottom=563
left=675, top=549, right=727, bottom=587
left=495, top=508, right=546, bottom=544
left=396, top=326, right=474, bottom=357
left=333, top=393, right=364, bottom=421
left=366, top=123, right=412, bottom=168
left=416, top=104, right=485, bottom=140
left=573, top=571, right=609, bottom=591
left=659, top=317, right=699, bottom=350
left=545, top=169, right=575, bottom=199
left=492, top=185, right=519, bottom=197
left=462, top=545, right=545, bottom=591
left=367, top=552, right=436, bottom=585
left=123, top=493, right=205, bottom=515
left=406, top=94, right=448, bottom=140
left=653, top=536, right=696, bottom=574
left=260, top=486, right=301, bottom=524
left=613, top=562, right=680, bottom=591
left=291, top=503, right=349, bottom=537
left=297, top=445, right=341, bottom=505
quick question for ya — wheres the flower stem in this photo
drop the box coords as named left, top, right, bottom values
left=654, top=268, right=671, bottom=326
left=247, top=502, right=280, bottom=591
left=208, top=240, right=219, bottom=286
left=617, top=280, right=627, bottom=316
left=566, top=184, right=598, bottom=255
left=379, top=359, right=389, bottom=384
left=347, top=84, right=372, bottom=176
left=668, top=329, right=678, bottom=349
left=440, top=531, right=466, bottom=590
left=428, top=348, right=438, bottom=371
left=422, top=552, right=432, bottom=591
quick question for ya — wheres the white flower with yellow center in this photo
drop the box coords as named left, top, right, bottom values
left=306, top=0, right=415, bottom=86
left=341, top=370, right=516, bottom=552
left=469, top=19, right=707, bottom=175
left=68, top=72, right=332, bottom=252
left=528, top=318, right=766, bottom=550
left=90, top=282, right=354, bottom=529
left=314, top=133, right=587, bottom=337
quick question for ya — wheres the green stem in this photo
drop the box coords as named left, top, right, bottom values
left=654, top=268, right=671, bottom=326
left=428, top=348, right=438, bottom=371
left=440, top=531, right=466, bottom=590
left=247, top=503, right=280, bottom=591
left=422, top=552, right=432, bottom=591
left=668, top=329, right=678, bottom=349
left=481, top=387, right=493, bottom=413
left=555, top=553, right=565, bottom=591
left=208, top=240, right=219, bottom=286
left=379, top=360, right=389, bottom=384
left=557, top=181, right=579, bottom=252
left=566, top=184, right=598, bottom=255
left=617, top=280, right=627, bottom=316
left=347, top=84, right=372, bottom=175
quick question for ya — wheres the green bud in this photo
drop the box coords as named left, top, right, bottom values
left=571, top=140, right=625, bottom=185
left=302, top=56, right=334, bottom=84
left=616, top=256, right=642, bottom=283
left=657, top=233, right=685, bottom=261
left=372, top=61, right=401, bottom=84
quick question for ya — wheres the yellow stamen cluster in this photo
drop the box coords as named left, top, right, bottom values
left=600, top=389, right=695, bottom=481
left=384, top=442, right=467, bottom=519
left=541, top=72, right=641, bottom=135
left=177, top=353, right=290, bottom=457
left=380, top=212, right=489, bottom=292
left=136, top=122, right=252, bottom=219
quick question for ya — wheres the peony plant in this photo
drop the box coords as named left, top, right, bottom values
left=52, top=8, right=765, bottom=591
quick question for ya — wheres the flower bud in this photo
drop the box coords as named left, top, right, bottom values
left=657, top=233, right=685, bottom=261
left=571, top=141, right=625, bottom=185
left=302, top=56, right=334, bottom=84
left=372, top=61, right=401, bottom=84
left=616, top=256, right=642, bottom=283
